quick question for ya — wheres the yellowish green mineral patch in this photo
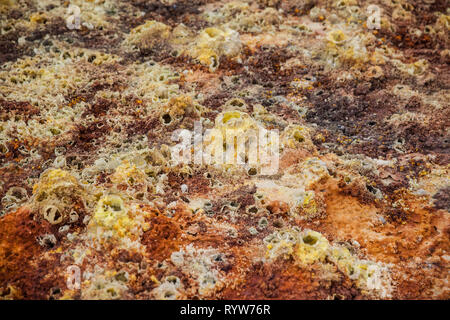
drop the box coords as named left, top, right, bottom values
left=93, top=195, right=132, bottom=235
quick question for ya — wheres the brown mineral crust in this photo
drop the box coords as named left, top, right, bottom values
left=0, top=99, right=40, bottom=122
left=131, top=0, right=206, bottom=27
left=311, top=181, right=449, bottom=299
left=114, top=249, right=143, bottom=264
left=0, top=166, right=33, bottom=213
left=126, top=114, right=161, bottom=138
left=375, top=0, right=448, bottom=56
left=65, top=64, right=128, bottom=107
left=219, top=260, right=362, bottom=300
left=392, top=265, right=450, bottom=300
left=167, top=171, right=212, bottom=196
left=279, top=148, right=313, bottom=169
left=140, top=204, right=225, bottom=261
left=226, top=185, right=257, bottom=210
left=82, top=98, right=117, bottom=118
left=0, top=207, right=66, bottom=299
left=0, top=26, right=35, bottom=65
left=69, top=120, right=112, bottom=152
left=25, top=17, right=69, bottom=42
left=242, top=47, right=301, bottom=96
left=433, top=187, right=450, bottom=211
left=141, top=212, right=183, bottom=261
left=266, top=200, right=290, bottom=216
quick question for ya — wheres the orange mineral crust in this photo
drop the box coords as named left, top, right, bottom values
left=0, top=0, right=449, bottom=299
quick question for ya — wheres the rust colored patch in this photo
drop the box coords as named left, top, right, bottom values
left=0, top=207, right=66, bottom=299
left=220, top=260, right=361, bottom=300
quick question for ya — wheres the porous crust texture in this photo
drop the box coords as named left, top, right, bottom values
left=0, top=0, right=449, bottom=300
